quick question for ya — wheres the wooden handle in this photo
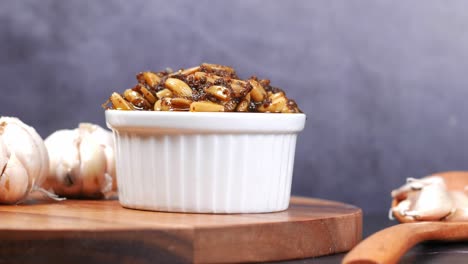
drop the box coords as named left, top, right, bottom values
left=342, top=222, right=468, bottom=264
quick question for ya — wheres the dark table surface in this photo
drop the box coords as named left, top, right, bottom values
left=279, top=213, right=468, bottom=264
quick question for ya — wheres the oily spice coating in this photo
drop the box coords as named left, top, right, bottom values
left=103, top=63, right=301, bottom=113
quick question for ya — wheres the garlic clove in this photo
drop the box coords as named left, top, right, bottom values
left=446, top=208, right=468, bottom=222
left=0, top=152, right=30, bottom=204
left=16, top=119, right=50, bottom=187
left=391, top=192, right=420, bottom=221
left=104, top=148, right=116, bottom=190
left=404, top=183, right=453, bottom=221
left=79, top=134, right=109, bottom=197
left=443, top=191, right=468, bottom=222
left=0, top=137, right=9, bottom=175
left=79, top=123, right=113, bottom=147
left=78, top=123, right=116, bottom=190
left=44, top=129, right=82, bottom=196
left=450, top=191, right=468, bottom=208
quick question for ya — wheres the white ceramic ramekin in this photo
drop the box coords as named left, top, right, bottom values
left=106, top=110, right=306, bottom=213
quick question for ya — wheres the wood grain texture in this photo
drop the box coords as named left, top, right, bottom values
left=0, top=196, right=362, bottom=264
left=343, top=171, right=468, bottom=264
left=342, top=222, right=468, bottom=264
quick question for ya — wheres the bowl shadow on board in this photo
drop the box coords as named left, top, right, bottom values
left=119, top=203, right=291, bottom=215
left=12, top=191, right=119, bottom=206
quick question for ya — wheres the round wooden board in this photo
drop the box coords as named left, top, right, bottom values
left=0, top=196, right=361, bottom=264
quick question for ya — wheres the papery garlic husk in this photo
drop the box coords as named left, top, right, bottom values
left=43, top=123, right=115, bottom=198
left=0, top=117, right=49, bottom=204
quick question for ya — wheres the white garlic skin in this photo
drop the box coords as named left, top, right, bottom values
left=0, top=117, right=49, bottom=204
left=44, top=123, right=115, bottom=198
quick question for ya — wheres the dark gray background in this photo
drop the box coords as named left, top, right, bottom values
left=1, top=0, right=467, bottom=213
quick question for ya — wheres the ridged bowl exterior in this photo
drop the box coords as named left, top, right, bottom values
left=106, top=111, right=306, bottom=213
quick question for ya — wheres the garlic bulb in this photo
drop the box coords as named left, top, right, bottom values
left=44, top=123, right=115, bottom=198
left=404, top=182, right=453, bottom=221
left=0, top=117, right=49, bottom=204
left=391, top=175, right=468, bottom=222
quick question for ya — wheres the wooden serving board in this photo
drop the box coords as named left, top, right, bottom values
left=0, top=196, right=361, bottom=264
